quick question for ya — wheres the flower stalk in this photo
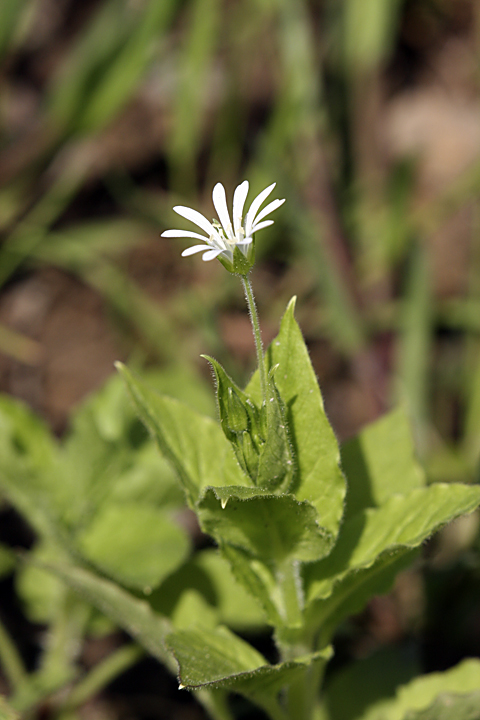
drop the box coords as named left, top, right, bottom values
left=241, top=274, right=267, bottom=404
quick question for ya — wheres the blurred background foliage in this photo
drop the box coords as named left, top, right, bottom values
left=1, top=0, right=480, bottom=716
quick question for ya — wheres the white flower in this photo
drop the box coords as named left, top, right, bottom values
left=161, top=181, right=285, bottom=268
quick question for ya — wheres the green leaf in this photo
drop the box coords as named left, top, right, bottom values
left=341, top=406, right=425, bottom=519
left=198, top=488, right=332, bottom=628
left=403, top=690, right=480, bottom=720
left=361, top=659, right=480, bottom=720
left=198, top=488, right=330, bottom=564
left=166, top=624, right=332, bottom=712
left=170, top=590, right=218, bottom=630
left=305, top=484, right=480, bottom=643
left=116, top=363, right=246, bottom=506
left=167, top=624, right=265, bottom=687
left=37, top=560, right=173, bottom=669
left=306, top=548, right=419, bottom=649
left=321, top=645, right=419, bottom=720
left=77, top=503, right=190, bottom=591
left=16, top=543, right=71, bottom=624
left=307, top=484, right=480, bottom=603
left=247, top=298, right=346, bottom=540
left=152, top=548, right=266, bottom=631
left=0, top=394, right=57, bottom=475
left=0, top=398, right=67, bottom=545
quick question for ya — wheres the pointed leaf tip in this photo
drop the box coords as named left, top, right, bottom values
left=286, top=296, right=297, bottom=314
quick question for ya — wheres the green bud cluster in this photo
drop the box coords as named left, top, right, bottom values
left=203, top=356, right=295, bottom=492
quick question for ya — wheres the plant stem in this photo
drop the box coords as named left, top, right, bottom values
left=61, top=644, right=144, bottom=713
left=0, top=614, right=27, bottom=690
left=241, top=274, right=267, bottom=402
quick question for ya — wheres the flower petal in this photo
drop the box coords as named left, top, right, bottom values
left=202, top=248, right=224, bottom=261
left=232, top=180, right=249, bottom=236
left=181, top=244, right=210, bottom=256
left=173, top=206, right=215, bottom=236
left=250, top=198, right=285, bottom=228
left=212, top=183, right=234, bottom=240
left=161, top=229, right=208, bottom=240
left=244, top=183, right=276, bottom=238
left=250, top=220, right=274, bottom=233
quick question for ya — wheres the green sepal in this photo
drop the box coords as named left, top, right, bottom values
left=256, top=366, right=295, bottom=491
left=203, top=356, right=263, bottom=481
left=217, top=242, right=256, bottom=274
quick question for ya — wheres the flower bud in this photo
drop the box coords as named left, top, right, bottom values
left=225, top=387, right=250, bottom=434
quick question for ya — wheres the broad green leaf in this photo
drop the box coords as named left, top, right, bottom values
left=167, top=625, right=263, bottom=687
left=117, top=364, right=246, bottom=506
left=198, top=487, right=332, bottom=628
left=0, top=395, right=57, bottom=475
left=306, top=548, right=419, bottom=649
left=78, top=503, right=190, bottom=591
left=195, top=550, right=265, bottom=629
left=305, top=485, right=480, bottom=642
left=107, top=442, right=184, bottom=509
left=306, top=484, right=480, bottom=604
left=16, top=543, right=71, bottom=624
left=167, top=624, right=332, bottom=713
left=58, top=405, right=136, bottom=530
left=361, top=659, right=480, bottom=720
left=0, top=428, right=66, bottom=548
left=151, top=548, right=265, bottom=631
left=38, top=560, right=173, bottom=669
left=247, top=298, right=346, bottom=539
left=198, top=488, right=330, bottom=563
left=321, top=645, right=419, bottom=720
left=341, top=407, right=425, bottom=519
left=403, top=690, right=480, bottom=720
left=171, top=590, right=218, bottom=630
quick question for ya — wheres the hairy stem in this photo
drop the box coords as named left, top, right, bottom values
left=241, top=274, right=267, bottom=402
